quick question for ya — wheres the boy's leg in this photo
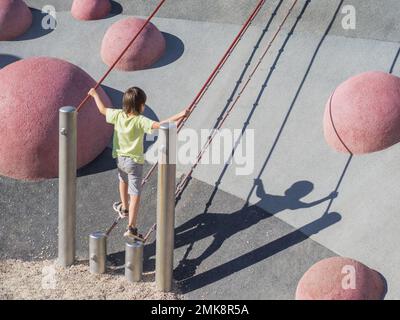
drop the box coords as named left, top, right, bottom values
left=119, top=180, right=129, bottom=211
left=128, top=194, right=140, bottom=228
left=124, top=162, right=144, bottom=240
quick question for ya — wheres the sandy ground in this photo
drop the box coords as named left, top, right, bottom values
left=0, top=259, right=182, bottom=300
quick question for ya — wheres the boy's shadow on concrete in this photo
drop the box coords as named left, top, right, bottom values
left=106, top=179, right=341, bottom=288
left=77, top=85, right=159, bottom=177
left=171, top=179, right=339, bottom=283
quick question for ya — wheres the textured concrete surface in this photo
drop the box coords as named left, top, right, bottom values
left=0, top=57, right=113, bottom=180
left=101, top=17, right=166, bottom=71
left=1, top=0, right=400, bottom=299
left=0, top=159, right=338, bottom=299
left=71, top=0, right=111, bottom=21
left=24, top=0, right=400, bottom=42
left=295, top=257, right=386, bottom=300
left=0, top=0, right=32, bottom=40
left=323, top=71, right=400, bottom=154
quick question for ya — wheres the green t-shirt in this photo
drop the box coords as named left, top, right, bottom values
left=106, top=108, right=154, bottom=164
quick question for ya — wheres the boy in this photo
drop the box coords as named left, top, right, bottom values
left=88, top=87, right=188, bottom=240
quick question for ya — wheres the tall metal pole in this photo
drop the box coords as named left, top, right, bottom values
left=156, top=122, right=177, bottom=292
left=58, top=106, right=77, bottom=267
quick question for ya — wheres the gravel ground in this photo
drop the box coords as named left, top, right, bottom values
left=0, top=259, right=182, bottom=300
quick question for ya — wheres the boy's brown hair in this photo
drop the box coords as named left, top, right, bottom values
left=122, top=87, right=147, bottom=115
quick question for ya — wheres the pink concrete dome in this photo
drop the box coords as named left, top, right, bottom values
left=71, top=0, right=111, bottom=21
left=0, top=0, right=32, bottom=40
left=323, top=71, right=400, bottom=154
left=0, top=57, right=113, bottom=181
left=296, top=257, right=385, bottom=300
left=101, top=17, right=166, bottom=71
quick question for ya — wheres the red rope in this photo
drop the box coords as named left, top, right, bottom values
left=175, top=0, right=299, bottom=199
left=76, top=0, right=167, bottom=113
left=143, top=0, right=298, bottom=242
left=141, top=0, right=268, bottom=187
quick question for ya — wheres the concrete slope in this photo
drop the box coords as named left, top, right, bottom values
left=1, top=0, right=399, bottom=298
left=0, top=159, right=338, bottom=300
left=26, top=0, right=400, bottom=43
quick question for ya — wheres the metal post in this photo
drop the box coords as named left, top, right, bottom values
left=125, top=241, right=143, bottom=282
left=156, top=122, right=177, bottom=292
left=89, top=231, right=107, bottom=274
left=58, top=106, right=77, bottom=267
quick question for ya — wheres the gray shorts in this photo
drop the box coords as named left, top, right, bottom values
left=116, top=156, right=143, bottom=196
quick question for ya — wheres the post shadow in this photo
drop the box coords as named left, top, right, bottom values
left=178, top=211, right=341, bottom=293
left=107, top=179, right=340, bottom=277
left=0, top=54, right=20, bottom=69
left=15, top=8, right=55, bottom=41
left=175, top=40, right=400, bottom=293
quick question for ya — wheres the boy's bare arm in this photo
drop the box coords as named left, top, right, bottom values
left=301, top=191, right=338, bottom=208
left=88, top=88, right=108, bottom=116
left=152, top=109, right=190, bottom=129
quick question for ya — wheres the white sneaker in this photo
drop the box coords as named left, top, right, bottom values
left=112, top=202, right=128, bottom=219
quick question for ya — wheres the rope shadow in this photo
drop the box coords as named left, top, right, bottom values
left=172, top=0, right=345, bottom=292
left=321, top=43, right=400, bottom=216
left=243, top=0, right=345, bottom=206
left=174, top=0, right=311, bottom=271
left=174, top=0, right=286, bottom=203
left=389, top=47, right=400, bottom=74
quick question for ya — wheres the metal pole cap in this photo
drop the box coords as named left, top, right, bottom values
left=59, top=106, right=77, bottom=113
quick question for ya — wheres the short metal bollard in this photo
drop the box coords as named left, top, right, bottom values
left=89, top=231, right=107, bottom=274
left=125, top=241, right=143, bottom=282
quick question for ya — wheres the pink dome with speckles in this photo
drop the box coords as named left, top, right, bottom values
left=71, top=0, right=111, bottom=20
left=0, top=57, right=113, bottom=181
left=101, top=17, right=166, bottom=71
left=0, top=0, right=32, bottom=40
left=296, top=257, right=385, bottom=300
left=323, top=71, right=400, bottom=154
